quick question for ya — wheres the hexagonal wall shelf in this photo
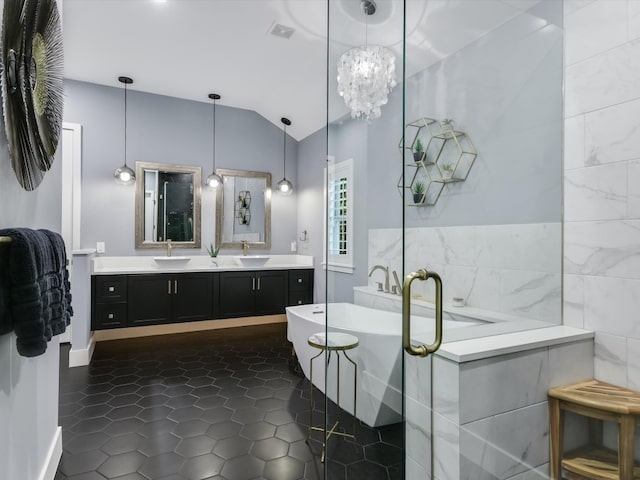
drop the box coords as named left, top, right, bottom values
left=398, top=117, right=477, bottom=207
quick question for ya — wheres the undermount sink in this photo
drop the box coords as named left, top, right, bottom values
left=153, top=256, right=191, bottom=267
left=235, top=255, right=270, bottom=266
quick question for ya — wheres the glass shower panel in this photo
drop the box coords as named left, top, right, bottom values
left=323, top=0, right=406, bottom=478
left=402, top=1, right=564, bottom=479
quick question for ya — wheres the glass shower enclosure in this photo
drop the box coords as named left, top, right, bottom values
left=319, top=0, right=564, bottom=478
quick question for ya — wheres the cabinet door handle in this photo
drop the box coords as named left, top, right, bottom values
left=108, top=286, right=115, bottom=292
left=168, top=280, right=172, bottom=295
left=257, top=277, right=261, bottom=290
left=252, top=277, right=256, bottom=291
left=298, top=278, right=303, bottom=284
left=174, top=280, right=178, bottom=294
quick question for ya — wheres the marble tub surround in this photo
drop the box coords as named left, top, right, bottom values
left=368, top=223, right=562, bottom=323
left=92, top=254, right=313, bottom=274
left=403, top=338, right=595, bottom=480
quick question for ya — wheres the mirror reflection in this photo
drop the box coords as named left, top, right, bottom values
left=135, top=162, right=202, bottom=249
left=216, top=169, right=271, bottom=249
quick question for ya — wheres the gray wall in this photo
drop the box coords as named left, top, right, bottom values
left=0, top=80, right=62, bottom=479
left=64, top=80, right=299, bottom=256
left=298, top=3, right=563, bottom=302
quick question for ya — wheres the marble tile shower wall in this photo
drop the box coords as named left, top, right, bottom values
left=563, top=0, right=640, bottom=391
left=368, top=223, right=562, bottom=323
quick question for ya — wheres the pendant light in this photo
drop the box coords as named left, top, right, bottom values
left=277, top=117, right=293, bottom=195
left=205, top=93, right=223, bottom=188
left=114, top=76, right=135, bottom=185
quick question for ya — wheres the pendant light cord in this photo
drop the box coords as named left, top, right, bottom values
left=282, top=124, right=287, bottom=179
left=212, top=98, right=216, bottom=171
left=124, top=82, right=128, bottom=168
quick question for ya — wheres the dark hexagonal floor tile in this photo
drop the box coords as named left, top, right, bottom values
left=213, top=436, right=253, bottom=459
left=106, top=405, right=143, bottom=420
left=194, top=395, right=225, bottom=409
left=167, top=394, right=199, bottom=409
left=135, top=384, right=167, bottom=396
left=136, top=394, right=170, bottom=407
left=165, top=385, right=194, bottom=397
left=65, top=432, right=110, bottom=455
left=108, top=383, right=140, bottom=396
left=263, top=456, right=305, bottom=480
left=225, top=396, right=254, bottom=409
left=169, top=405, right=204, bottom=422
left=101, top=432, right=144, bottom=455
left=107, top=393, right=142, bottom=408
left=254, top=397, right=285, bottom=412
left=190, top=385, right=221, bottom=398
left=264, top=410, right=295, bottom=427
left=346, top=459, right=389, bottom=479
left=175, top=435, right=217, bottom=458
left=238, top=377, right=264, bottom=389
left=80, top=393, right=114, bottom=406
left=201, top=406, right=234, bottom=424
left=97, top=450, right=146, bottom=478
left=250, top=437, right=289, bottom=461
left=187, top=376, right=213, bottom=388
left=218, top=386, right=248, bottom=399
left=232, top=407, right=265, bottom=424
left=220, top=454, right=265, bottom=480
left=137, top=405, right=174, bottom=422
left=180, top=453, right=225, bottom=480
left=240, top=421, right=276, bottom=441
left=206, top=421, right=242, bottom=440
left=275, top=423, right=306, bottom=443
left=245, top=386, right=273, bottom=400
left=139, top=451, right=185, bottom=479
left=59, top=450, right=108, bottom=477
left=103, top=418, right=145, bottom=436
left=139, top=418, right=177, bottom=438
left=137, top=433, right=181, bottom=457
left=70, top=417, right=112, bottom=435
left=173, top=419, right=210, bottom=439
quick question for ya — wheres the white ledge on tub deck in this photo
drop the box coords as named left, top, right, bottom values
left=92, top=254, right=313, bottom=275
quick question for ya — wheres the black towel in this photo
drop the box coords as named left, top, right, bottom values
left=0, top=240, right=11, bottom=335
left=0, top=228, right=68, bottom=357
left=40, top=229, right=72, bottom=336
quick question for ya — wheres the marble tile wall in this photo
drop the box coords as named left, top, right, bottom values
left=563, top=0, right=640, bottom=391
left=369, top=223, right=562, bottom=323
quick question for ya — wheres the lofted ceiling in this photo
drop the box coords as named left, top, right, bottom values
left=63, top=0, right=546, bottom=141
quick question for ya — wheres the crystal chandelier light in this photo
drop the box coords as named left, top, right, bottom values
left=337, top=0, right=396, bottom=121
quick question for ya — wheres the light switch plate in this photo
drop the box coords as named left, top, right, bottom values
left=96, top=242, right=105, bottom=253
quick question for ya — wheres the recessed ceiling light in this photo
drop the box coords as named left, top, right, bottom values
left=269, top=23, right=295, bottom=39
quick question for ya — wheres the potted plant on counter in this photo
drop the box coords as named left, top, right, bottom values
left=206, top=243, right=220, bottom=261
left=412, top=181, right=426, bottom=204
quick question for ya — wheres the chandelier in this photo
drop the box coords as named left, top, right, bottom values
left=337, top=0, right=396, bottom=121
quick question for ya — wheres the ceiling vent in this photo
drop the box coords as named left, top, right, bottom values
left=269, top=23, right=295, bottom=39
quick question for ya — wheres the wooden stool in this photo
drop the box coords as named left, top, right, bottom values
left=548, top=380, right=640, bottom=480
left=306, top=332, right=358, bottom=462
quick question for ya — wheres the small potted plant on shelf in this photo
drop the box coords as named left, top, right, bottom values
left=413, top=181, right=426, bottom=204
left=441, top=163, right=455, bottom=180
left=413, top=139, right=424, bottom=162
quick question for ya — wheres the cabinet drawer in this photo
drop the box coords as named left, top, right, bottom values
left=289, top=291, right=312, bottom=306
left=93, top=303, right=127, bottom=330
left=94, top=275, right=127, bottom=303
left=289, top=270, right=312, bottom=291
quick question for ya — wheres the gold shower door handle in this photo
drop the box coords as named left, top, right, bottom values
left=402, top=269, right=443, bottom=357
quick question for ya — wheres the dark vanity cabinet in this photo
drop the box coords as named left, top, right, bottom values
left=217, top=270, right=288, bottom=318
left=91, top=268, right=313, bottom=330
left=288, top=269, right=314, bottom=306
left=92, top=275, right=129, bottom=330
left=127, top=273, right=213, bottom=326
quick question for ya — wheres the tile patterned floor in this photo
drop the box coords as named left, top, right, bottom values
left=55, top=324, right=403, bottom=480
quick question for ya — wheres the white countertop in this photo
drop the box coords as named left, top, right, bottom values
left=92, top=254, right=314, bottom=275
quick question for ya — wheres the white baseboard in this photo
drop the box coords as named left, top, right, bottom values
left=38, top=426, right=62, bottom=480
left=68, top=335, right=95, bottom=367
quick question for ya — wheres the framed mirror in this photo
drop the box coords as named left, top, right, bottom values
left=135, top=161, right=202, bottom=249
left=215, top=169, right=271, bottom=250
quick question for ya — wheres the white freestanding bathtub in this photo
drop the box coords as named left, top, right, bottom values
left=286, top=303, right=480, bottom=427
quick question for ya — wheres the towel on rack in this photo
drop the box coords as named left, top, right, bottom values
left=0, top=241, right=11, bottom=335
left=40, top=229, right=72, bottom=335
left=0, top=228, right=72, bottom=357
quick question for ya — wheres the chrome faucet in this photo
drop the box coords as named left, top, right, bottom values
left=392, top=270, right=403, bottom=296
left=166, top=239, right=172, bottom=257
left=241, top=240, right=249, bottom=256
left=368, top=265, right=390, bottom=293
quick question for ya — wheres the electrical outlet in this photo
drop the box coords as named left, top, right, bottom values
left=290, top=241, right=297, bottom=252
left=96, top=242, right=105, bottom=254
